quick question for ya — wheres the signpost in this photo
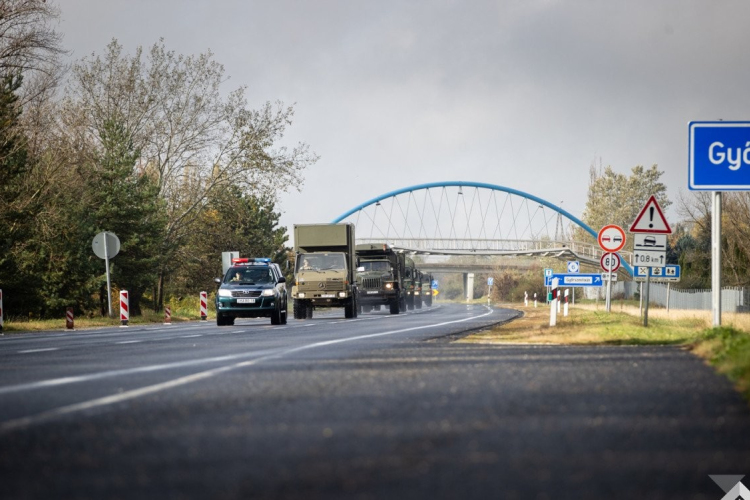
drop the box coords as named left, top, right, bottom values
left=689, top=121, right=750, bottom=326
left=598, top=225, right=626, bottom=312
left=92, top=231, right=121, bottom=317
left=629, top=196, right=671, bottom=327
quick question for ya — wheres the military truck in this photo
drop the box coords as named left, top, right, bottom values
left=292, top=223, right=358, bottom=319
left=413, top=269, right=425, bottom=309
left=355, top=243, right=405, bottom=314
left=423, top=272, right=434, bottom=307
left=402, top=255, right=416, bottom=310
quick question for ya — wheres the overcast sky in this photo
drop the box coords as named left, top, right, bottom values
left=58, top=0, right=750, bottom=234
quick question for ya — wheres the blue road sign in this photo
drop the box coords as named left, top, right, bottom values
left=487, top=277, right=494, bottom=286
left=545, top=273, right=603, bottom=287
left=431, top=280, right=438, bottom=289
left=567, top=261, right=580, bottom=273
left=634, top=264, right=681, bottom=282
left=543, top=268, right=553, bottom=278
left=689, top=121, right=750, bottom=190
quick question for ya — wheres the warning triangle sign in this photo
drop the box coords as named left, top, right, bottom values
left=629, top=195, right=672, bottom=234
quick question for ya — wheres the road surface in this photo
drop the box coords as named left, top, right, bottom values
left=0, top=303, right=748, bottom=499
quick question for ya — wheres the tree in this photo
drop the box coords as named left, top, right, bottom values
left=170, top=188, right=290, bottom=297
left=579, top=163, right=670, bottom=251
left=62, top=39, right=317, bottom=309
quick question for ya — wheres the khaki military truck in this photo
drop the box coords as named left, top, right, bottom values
left=292, top=223, right=359, bottom=319
left=355, top=243, right=405, bottom=314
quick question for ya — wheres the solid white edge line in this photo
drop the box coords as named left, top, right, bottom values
left=0, top=306, right=494, bottom=433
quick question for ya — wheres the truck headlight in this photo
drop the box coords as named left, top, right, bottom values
left=338, top=292, right=346, bottom=298
left=298, top=293, right=306, bottom=298
left=261, top=289, right=276, bottom=297
left=385, top=282, right=393, bottom=289
left=218, top=289, right=233, bottom=297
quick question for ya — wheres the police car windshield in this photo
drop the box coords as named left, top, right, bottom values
left=225, top=267, right=273, bottom=284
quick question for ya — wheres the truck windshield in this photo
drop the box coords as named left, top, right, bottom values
left=361, top=261, right=391, bottom=272
left=296, top=253, right=347, bottom=272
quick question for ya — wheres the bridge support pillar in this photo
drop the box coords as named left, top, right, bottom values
left=464, top=273, right=475, bottom=301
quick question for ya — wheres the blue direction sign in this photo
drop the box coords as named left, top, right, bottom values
left=545, top=273, right=603, bottom=287
left=689, top=121, right=750, bottom=190
left=431, top=280, right=439, bottom=289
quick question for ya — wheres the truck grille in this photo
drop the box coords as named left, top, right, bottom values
left=231, top=290, right=262, bottom=298
left=362, top=278, right=381, bottom=289
left=299, top=280, right=345, bottom=292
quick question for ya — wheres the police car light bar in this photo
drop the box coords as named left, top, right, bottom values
left=231, top=257, right=272, bottom=264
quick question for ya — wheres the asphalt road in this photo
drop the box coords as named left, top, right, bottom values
left=0, top=303, right=748, bottom=500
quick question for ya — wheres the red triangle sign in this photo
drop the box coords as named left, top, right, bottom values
left=629, top=195, right=671, bottom=234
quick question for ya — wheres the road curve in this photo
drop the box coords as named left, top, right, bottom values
left=0, top=303, right=748, bottom=499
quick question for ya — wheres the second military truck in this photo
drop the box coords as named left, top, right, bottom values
left=355, top=243, right=405, bottom=314
left=292, top=223, right=359, bottom=319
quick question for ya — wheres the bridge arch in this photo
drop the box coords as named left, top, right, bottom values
left=332, top=181, right=633, bottom=276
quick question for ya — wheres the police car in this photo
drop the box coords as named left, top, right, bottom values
left=214, top=258, right=288, bottom=326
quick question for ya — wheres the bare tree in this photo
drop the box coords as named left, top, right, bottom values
left=61, top=39, right=318, bottom=307
left=0, top=0, right=64, bottom=75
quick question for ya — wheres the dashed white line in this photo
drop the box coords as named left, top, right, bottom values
left=17, top=348, right=59, bottom=354
left=180, top=335, right=202, bottom=338
left=116, top=340, right=142, bottom=345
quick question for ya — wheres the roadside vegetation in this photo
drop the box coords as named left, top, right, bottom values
left=462, top=303, right=750, bottom=402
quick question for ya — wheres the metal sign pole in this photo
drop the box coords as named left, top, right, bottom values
left=104, top=233, right=113, bottom=317
left=644, top=273, right=650, bottom=327
left=712, top=191, right=722, bottom=327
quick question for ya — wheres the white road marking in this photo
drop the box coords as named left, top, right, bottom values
left=180, top=335, right=201, bottom=338
left=17, top=348, right=59, bottom=354
left=116, top=340, right=141, bottom=345
left=0, top=306, right=494, bottom=432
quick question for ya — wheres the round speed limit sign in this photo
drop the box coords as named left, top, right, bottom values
left=600, top=252, right=621, bottom=272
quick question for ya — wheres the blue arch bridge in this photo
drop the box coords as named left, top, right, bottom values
left=332, top=181, right=632, bottom=299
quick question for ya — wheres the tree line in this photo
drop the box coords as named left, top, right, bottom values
left=0, top=2, right=316, bottom=318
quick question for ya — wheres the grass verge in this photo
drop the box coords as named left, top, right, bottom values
left=462, top=303, right=750, bottom=402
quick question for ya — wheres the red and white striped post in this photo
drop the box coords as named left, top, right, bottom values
left=120, top=290, right=129, bottom=327
left=66, top=307, right=74, bottom=330
left=563, top=289, right=569, bottom=317
left=0, top=289, right=4, bottom=333
left=164, top=305, right=172, bottom=325
left=200, top=291, right=208, bottom=321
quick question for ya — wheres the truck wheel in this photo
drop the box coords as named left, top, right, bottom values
left=389, top=300, right=400, bottom=314
left=216, top=313, right=227, bottom=326
left=415, top=298, right=422, bottom=309
left=307, top=303, right=314, bottom=319
left=407, top=296, right=415, bottom=310
left=400, top=296, right=407, bottom=312
left=281, top=301, right=288, bottom=324
left=293, top=299, right=306, bottom=320
left=344, top=298, right=355, bottom=318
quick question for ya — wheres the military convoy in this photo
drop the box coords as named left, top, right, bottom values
left=220, top=223, right=434, bottom=323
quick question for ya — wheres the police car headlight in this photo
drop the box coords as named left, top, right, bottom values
left=261, top=289, right=276, bottom=297
left=218, top=289, right=233, bottom=297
